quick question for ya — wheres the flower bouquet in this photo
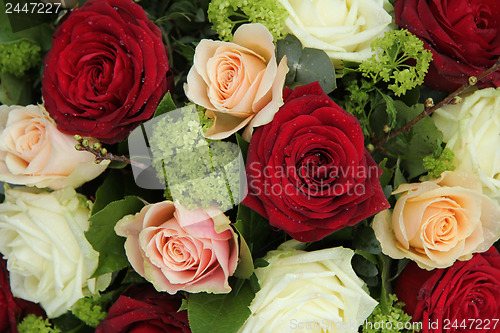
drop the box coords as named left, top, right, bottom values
left=0, top=0, right=499, bottom=332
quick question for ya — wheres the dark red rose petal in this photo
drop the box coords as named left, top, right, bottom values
left=396, top=247, right=500, bottom=333
left=394, top=0, right=500, bottom=91
left=243, top=82, right=389, bottom=242
left=42, top=0, right=172, bottom=143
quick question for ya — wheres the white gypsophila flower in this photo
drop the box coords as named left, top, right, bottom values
left=433, top=87, right=500, bottom=201
left=0, top=186, right=110, bottom=317
left=277, top=0, right=393, bottom=66
left=239, top=240, right=377, bottom=333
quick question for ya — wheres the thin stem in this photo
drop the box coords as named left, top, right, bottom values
left=74, top=136, right=148, bottom=170
left=372, top=58, right=500, bottom=149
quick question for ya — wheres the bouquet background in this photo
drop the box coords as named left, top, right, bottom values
left=0, top=0, right=499, bottom=332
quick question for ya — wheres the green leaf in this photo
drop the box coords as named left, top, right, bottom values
left=393, top=159, right=406, bottom=199
left=91, top=169, right=164, bottom=216
left=353, top=226, right=382, bottom=255
left=86, top=196, right=145, bottom=278
left=235, top=133, right=249, bottom=163
left=352, top=254, right=378, bottom=277
left=276, top=34, right=302, bottom=85
left=389, top=258, right=409, bottom=282
left=377, top=254, right=393, bottom=314
left=233, top=232, right=254, bottom=279
left=296, top=47, right=336, bottom=94
left=153, top=92, right=177, bottom=118
left=235, top=204, right=276, bottom=258
left=52, top=313, right=93, bottom=333
left=253, top=258, right=269, bottom=268
left=378, top=158, right=394, bottom=188
left=376, top=90, right=397, bottom=129
left=91, top=171, right=126, bottom=215
left=187, top=279, right=255, bottom=333
left=0, top=72, right=31, bottom=105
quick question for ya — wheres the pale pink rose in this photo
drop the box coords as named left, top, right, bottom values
left=184, top=23, right=288, bottom=141
left=373, top=171, right=500, bottom=270
left=0, top=104, right=108, bottom=189
left=115, top=200, right=239, bottom=294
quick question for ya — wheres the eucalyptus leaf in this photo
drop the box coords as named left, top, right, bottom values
left=352, top=254, right=378, bottom=277
left=296, top=47, right=336, bottom=94
left=86, top=196, right=145, bottom=278
left=276, top=34, right=302, bottom=85
left=353, top=226, right=382, bottom=255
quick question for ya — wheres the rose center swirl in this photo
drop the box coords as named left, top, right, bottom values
left=297, top=149, right=336, bottom=188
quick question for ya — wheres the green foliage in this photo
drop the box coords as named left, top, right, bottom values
left=359, top=29, right=432, bottom=97
left=18, top=314, right=61, bottom=333
left=0, top=39, right=40, bottom=77
left=70, top=295, right=107, bottom=328
left=382, top=101, right=444, bottom=179
left=207, top=0, right=288, bottom=41
left=86, top=196, right=145, bottom=277
left=235, top=203, right=282, bottom=259
left=187, top=279, right=256, bottom=333
left=423, top=147, right=455, bottom=179
left=153, top=92, right=177, bottom=118
left=196, top=104, right=214, bottom=134
left=276, top=34, right=336, bottom=94
left=363, top=294, right=419, bottom=333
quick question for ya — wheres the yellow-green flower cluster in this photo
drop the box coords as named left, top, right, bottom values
left=359, top=29, right=432, bottom=96
left=363, top=294, right=418, bottom=333
left=17, top=314, right=61, bottom=333
left=149, top=105, right=243, bottom=211
left=70, top=295, right=107, bottom=328
left=0, top=39, right=41, bottom=77
left=207, top=0, right=288, bottom=41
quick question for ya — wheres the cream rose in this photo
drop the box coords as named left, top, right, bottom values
left=277, top=0, right=393, bottom=66
left=373, top=171, right=500, bottom=270
left=239, top=240, right=377, bottom=333
left=115, top=200, right=239, bottom=294
left=433, top=88, right=500, bottom=201
left=184, top=23, right=288, bottom=141
left=0, top=104, right=109, bottom=189
left=0, top=186, right=110, bottom=318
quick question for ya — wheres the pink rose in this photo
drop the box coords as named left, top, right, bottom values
left=115, top=200, right=239, bottom=294
left=0, top=105, right=108, bottom=189
left=184, top=23, right=288, bottom=141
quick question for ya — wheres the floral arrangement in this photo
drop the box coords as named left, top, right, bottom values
left=0, top=0, right=499, bottom=332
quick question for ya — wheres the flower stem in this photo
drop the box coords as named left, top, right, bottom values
left=371, top=58, right=500, bottom=149
left=74, top=136, right=148, bottom=169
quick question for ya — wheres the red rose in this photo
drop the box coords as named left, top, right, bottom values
left=394, top=0, right=500, bottom=91
left=396, top=247, right=500, bottom=333
left=243, top=82, right=389, bottom=242
left=96, top=285, right=190, bottom=333
left=0, top=257, right=45, bottom=333
left=42, top=0, right=172, bottom=144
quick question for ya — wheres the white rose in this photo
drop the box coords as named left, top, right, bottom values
left=432, top=88, right=500, bottom=201
left=0, top=186, right=110, bottom=317
left=277, top=0, right=393, bottom=66
left=239, top=240, right=377, bottom=333
left=0, top=104, right=109, bottom=190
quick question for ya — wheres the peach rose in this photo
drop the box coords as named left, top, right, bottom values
left=0, top=104, right=108, bottom=189
left=184, top=23, right=288, bottom=141
left=115, top=200, right=239, bottom=294
left=373, top=171, right=500, bottom=270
